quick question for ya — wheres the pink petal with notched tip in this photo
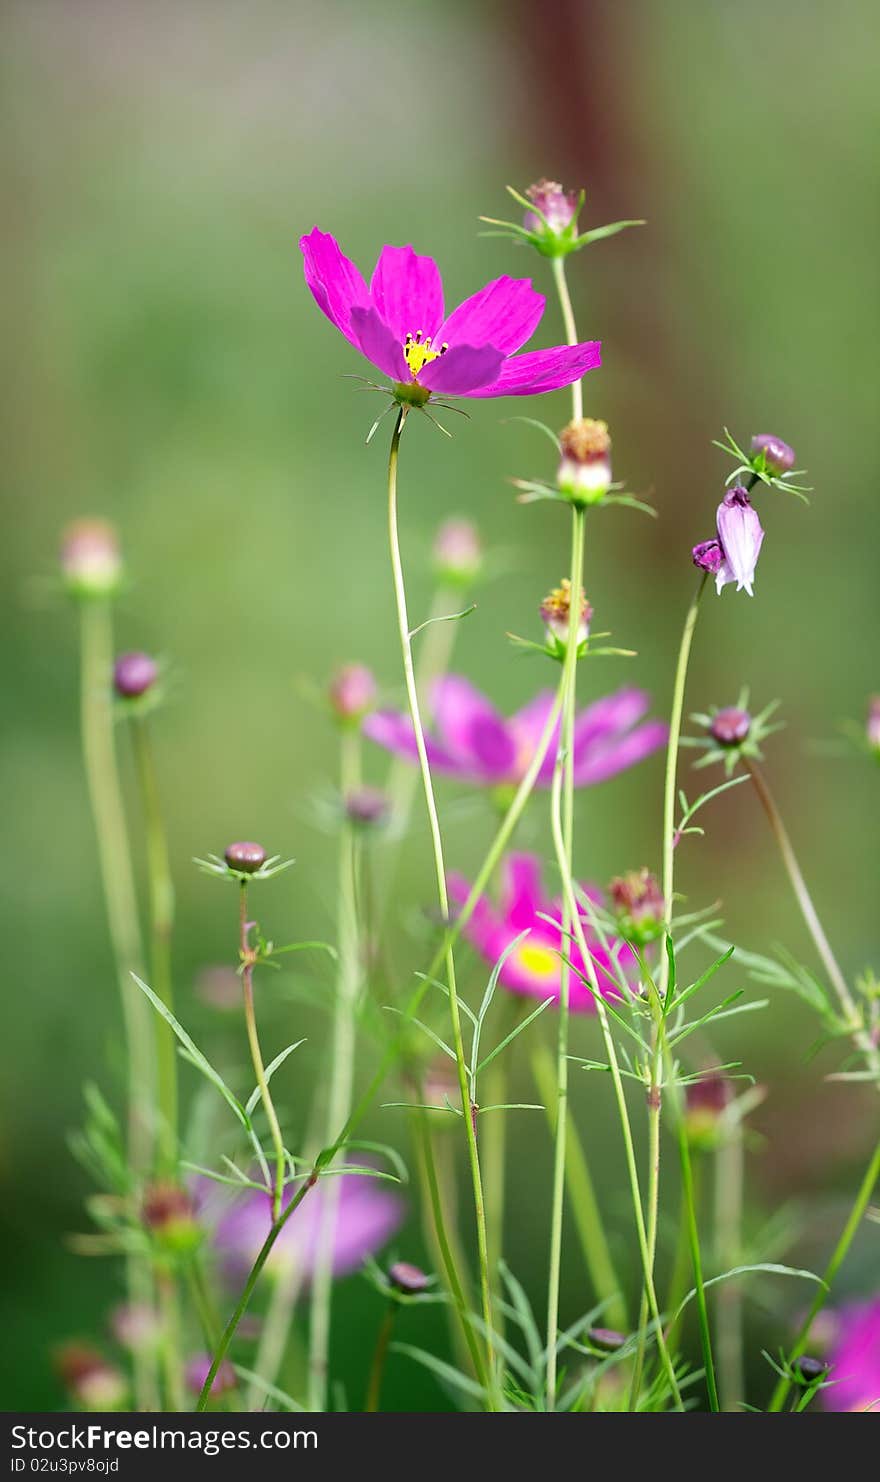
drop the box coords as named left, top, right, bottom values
left=468, top=340, right=602, bottom=398
left=349, top=306, right=410, bottom=381
left=437, top=277, right=545, bottom=356
left=369, top=244, right=445, bottom=345
left=300, top=229, right=370, bottom=347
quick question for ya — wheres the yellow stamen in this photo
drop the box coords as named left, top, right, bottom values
left=404, top=331, right=448, bottom=378
left=515, top=943, right=559, bottom=981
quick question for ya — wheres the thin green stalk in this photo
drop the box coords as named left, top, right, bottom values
left=482, top=997, right=518, bottom=1325
left=308, top=728, right=363, bottom=1410
left=715, top=1125, right=745, bottom=1411
left=545, top=504, right=585, bottom=1406
left=677, top=1115, right=719, bottom=1409
left=130, top=714, right=178, bottom=1170
left=251, top=1264, right=303, bottom=1411
left=664, top=1157, right=702, bottom=1353
left=78, top=599, right=157, bottom=1411
left=551, top=257, right=583, bottom=420
left=385, top=409, right=495, bottom=1393
left=530, top=1041, right=626, bottom=1330
left=661, top=574, right=707, bottom=935
left=364, top=1304, right=396, bottom=1412
left=239, top=882, right=285, bottom=1222
left=745, top=758, right=880, bottom=1080
left=768, top=1132, right=880, bottom=1412
left=157, top=1269, right=185, bottom=1411
left=629, top=953, right=668, bottom=1407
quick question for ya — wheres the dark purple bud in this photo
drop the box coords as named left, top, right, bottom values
left=794, top=1354, right=828, bottom=1383
left=692, top=539, right=725, bottom=575
left=344, top=786, right=389, bottom=828
left=710, top=707, right=752, bottom=747
left=113, top=651, right=158, bottom=699
left=388, top=1260, right=430, bottom=1295
left=588, top=1326, right=628, bottom=1353
left=751, top=433, right=795, bottom=474
left=329, top=663, right=377, bottom=723
left=224, top=841, right=267, bottom=874
left=184, top=1353, right=237, bottom=1398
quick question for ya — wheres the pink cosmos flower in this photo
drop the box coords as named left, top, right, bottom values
left=206, top=1169, right=403, bottom=1285
left=364, top=676, right=667, bottom=790
left=820, top=1298, right=880, bottom=1412
left=300, top=230, right=601, bottom=401
left=448, top=852, right=635, bottom=1011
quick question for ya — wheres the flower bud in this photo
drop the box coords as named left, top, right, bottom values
left=344, top=786, right=390, bottom=829
left=388, top=1260, right=430, bottom=1295
left=793, top=1354, right=828, bottom=1384
left=224, top=841, right=267, bottom=874
left=692, top=539, right=725, bottom=575
left=867, top=697, right=880, bottom=755
left=142, top=1181, right=201, bottom=1255
left=55, top=1343, right=128, bottom=1411
left=715, top=486, right=764, bottom=596
left=610, top=869, right=665, bottom=947
left=184, top=1353, right=237, bottom=1399
left=557, top=418, right=612, bottom=503
left=539, top=578, right=592, bottom=648
left=60, top=519, right=123, bottom=599
left=328, top=663, right=377, bottom=724
left=588, top=1326, right=628, bottom=1353
left=684, top=1072, right=732, bottom=1149
left=113, top=651, right=158, bottom=699
left=524, top=178, right=579, bottom=235
left=751, top=433, right=795, bottom=475
left=109, top=1302, right=162, bottom=1352
left=433, top=518, right=483, bottom=587
left=709, top=707, right=752, bottom=747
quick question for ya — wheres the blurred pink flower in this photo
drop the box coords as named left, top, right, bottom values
left=821, top=1298, right=880, bottom=1412
left=300, top=230, right=600, bottom=400
left=364, top=676, right=666, bottom=790
left=448, top=852, right=635, bottom=1011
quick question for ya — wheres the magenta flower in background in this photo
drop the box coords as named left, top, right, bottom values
left=206, top=1169, right=403, bottom=1285
left=300, top=230, right=600, bottom=401
left=820, top=1298, right=880, bottom=1411
left=715, top=486, right=765, bottom=595
left=364, top=676, right=666, bottom=790
left=447, top=852, right=635, bottom=1011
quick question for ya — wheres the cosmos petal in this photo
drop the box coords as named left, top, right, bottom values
left=468, top=340, right=602, bottom=398
left=300, top=228, right=370, bottom=347
left=437, top=277, right=545, bottom=355
left=369, top=245, right=444, bottom=344
left=349, top=306, right=410, bottom=381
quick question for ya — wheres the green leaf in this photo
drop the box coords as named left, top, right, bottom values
left=132, top=973, right=248, bottom=1128
left=471, top=932, right=529, bottom=1083
left=245, top=1040, right=306, bottom=1116
left=674, top=1264, right=825, bottom=1324
left=392, top=1343, right=488, bottom=1404
left=232, top=1366, right=304, bottom=1411
left=476, top=994, right=554, bottom=1076
left=575, top=218, right=646, bottom=247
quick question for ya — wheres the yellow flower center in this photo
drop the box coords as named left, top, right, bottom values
left=514, top=943, right=559, bottom=981
left=404, top=330, right=448, bottom=378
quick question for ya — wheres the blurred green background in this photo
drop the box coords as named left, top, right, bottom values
left=2, top=0, right=878, bottom=1410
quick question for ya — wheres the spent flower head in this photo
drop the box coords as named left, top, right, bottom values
left=609, top=869, right=665, bottom=948
left=557, top=418, right=612, bottom=505
left=479, top=183, right=643, bottom=262
left=539, top=578, right=593, bottom=656
left=684, top=1071, right=733, bottom=1151
left=686, top=689, right=784, bottom=775
left=142, top=1181, right=202, bottom=1256
left=60, top=519, right=124, bottom=600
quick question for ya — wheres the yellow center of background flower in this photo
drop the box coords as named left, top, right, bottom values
left=514, top=943, right=559, bottom=980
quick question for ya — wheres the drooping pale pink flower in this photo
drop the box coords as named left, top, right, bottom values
left=300, top=230, right=600, bottom=402
left=714, top=486, right=765, bottom=595
left=448, top=852, right=635, bottom=1011
left=364, top=676, right=666, bottom=790
left=820, top=1298, right=880, bottom=1411
left=207, top=1169, right=403, bottom=1285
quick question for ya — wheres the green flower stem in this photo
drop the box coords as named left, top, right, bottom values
left=385, top=409, right=496, bottom=1397
left=530, top=1040, right=626, bottom=1331
left=551, top=257, right=583, bottom=420
left=629, top=954, right=669, bottom=1408
left=308, top=727, right=363, bottom=1411
left=664, top=1156, right=702, bottom=1353
left=744, top=758, right=880, bottom=1080
left=250, top=1264, right=303, bottom=1411
left=78, top=599, right=157, bottom=1412
left=482, top=995, right=518, bottom=1326
left=661, top=574, right=707, bottom=942
left=552, top=871, right=683, bottom=1408
left=364, top=1302, right=397, bottom=1412
left=130, top=714, right=178, bottom=1170
left=197, top=1175, right=314, bottom=1410
left=715, top=1124, right=745, bottom=1411
left=768, top=1131, right=880, bottom=1412
left=157, top=1268, right=185, bottom=1411
left=545, top=504, right=585, bottom=1407
left=239, top=881, right=285, bottom=1223
left=677, top=1110, right=719, bottom=1411
left=657, top=573, right=719, bottom=1407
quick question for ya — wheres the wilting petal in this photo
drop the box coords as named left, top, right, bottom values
left=437, top=277, right=545, bottom=355
left=369, top=245, right=444, bottom=344
left=501, top=854, right=545, bottom=929
left=419, top=344, right=505, bottom=396
left=468, top=340, right=602, bottom=398
left=509, top=690, right=560, bottom=785
left=363, top=709, right=460, bottom=774
left=300, top=229, right=370, bottom=347
left=431, top=676, right=517, bottom=780
left=349, top=306, right=410, bottom=381
left=716, top=487, right=765, bottom=596
left=573, top=720, right=668, bottom=786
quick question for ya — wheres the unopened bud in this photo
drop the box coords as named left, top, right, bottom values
left=388, top=1261, right=430, bottom=1295
left=524, top=179, right=579, bottom=236
left=433, top=518, right=483, bottom=586
left=113, top=651, right=158, bottom=699
left=558, top=418, right=612, bottom=503
left=329, top=663, right=377, bottom=724
left=539, top=578, right=592, bottom=647
left=224, top=841, right=267, bottom=874
left=60, top=519, right=123, bottom=599
left=751, top=433, right=795, bottom=475
left=610, top=869, right=665, bottom=947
